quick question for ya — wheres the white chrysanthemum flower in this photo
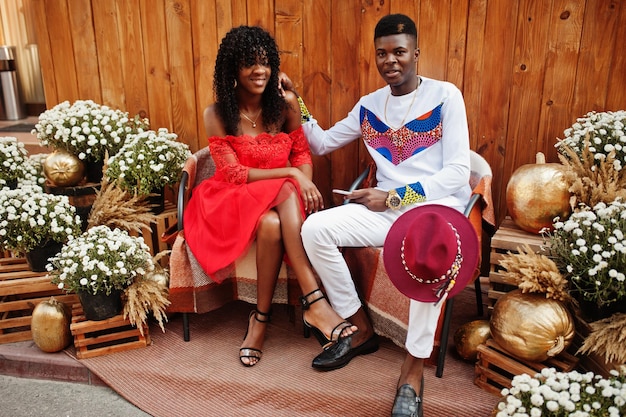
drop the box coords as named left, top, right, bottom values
left=48, top=225, right=153, bottom=296
left=0, top=188, right=81, bottom=253
left=33, top=100, right=149, bottom=163
left=548, top=199, right=626, bottom=307
left=0, top=137, right=28, bottom=185
left=105, top=128, right=191, bottom=196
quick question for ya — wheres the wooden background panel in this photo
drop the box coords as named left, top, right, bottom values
left=464, top=0, right=488, bottom=155
left=274, top=0, right=303, bottom=90
left=91, top=0, right=125, bottom=109
left=328, top=0, right=367, bottom=207
left=116, top=0, right=149, bottom=119
left=27, top=0, right=626, bottom=226
left=190, top=1, right=219, bottom=150
left=30, top=0, right=57, bottom=104
left=302, top=0, right=332, bottom=204
left=228, top=0, right=246, bottom=28
left=418, top=0, right=450, bottom=81
left=67, top=0, right=102, bottom=103
left=44, top=0, right=79, bottom=102
left=571, top=0, right=618, bottom=118
left=165, top=0, right=199, bottom=151
left=140, top=0, right=174, bottom=133
left=446, top=0, right=470, bottom=89
left=536, top=0, right=584, bottom=162
left=504, top=0, right=552, bottom=202
left=606, top=2, right=626, bottom=110
left=474, top=0, right=518, bottom=221
left=247, top=0, right=274, bottom=29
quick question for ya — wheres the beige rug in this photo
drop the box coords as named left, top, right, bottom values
left=69, top=289, right=499, bottom=416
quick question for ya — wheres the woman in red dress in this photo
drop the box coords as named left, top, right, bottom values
left=184, top=26, right=356, bottom=367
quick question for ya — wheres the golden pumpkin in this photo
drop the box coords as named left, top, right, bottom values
left=31, top=297, right=72, bottom=353
left=506, top=152, right=571, bottom=234
left=490, top=289, right=574, bottom=362
left=43, top=150, right=85, bottom=187
left=454, top=319, right=491, bottom=361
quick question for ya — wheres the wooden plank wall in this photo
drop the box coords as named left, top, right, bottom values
left=28, top=0, right=626, bottom=225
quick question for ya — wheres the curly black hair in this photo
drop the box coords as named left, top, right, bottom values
left=213, top=25, right=287, bottom=135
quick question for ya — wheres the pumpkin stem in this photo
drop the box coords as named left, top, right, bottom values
left=547, top=336, right=565, bottom=357
left=535, top=152, right=546, bottom=164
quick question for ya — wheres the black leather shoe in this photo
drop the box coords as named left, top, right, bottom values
left=311, top=334, right=379, bottom=371
left=391, top=379, right=424, bottom=417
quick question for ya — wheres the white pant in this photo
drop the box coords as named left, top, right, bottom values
left=301, top=203, right=447, bottom=358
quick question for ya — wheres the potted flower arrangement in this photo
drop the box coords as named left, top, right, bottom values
left=32, top=100, right=149, bottom=182
left=556, top=110, right=626, bottom=171
left=492, top=367, right=626, bottom=417
left=548, top=199, right=626, bottom=320
left=549, top=111, right=626, bottom=320
left=22, top=153, right=49, bottom=188
left=48, top=225, right=155, bottom=321
left=105, top=128, right=191, bottom=213
left=0, top=185, right=82, bottom=271
left=0, top=136, right=28, bottom=189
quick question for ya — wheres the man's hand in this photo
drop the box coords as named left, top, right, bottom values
left=278, top=72, right=296, bottom=97
left=345, top=188, right=388, bottom=212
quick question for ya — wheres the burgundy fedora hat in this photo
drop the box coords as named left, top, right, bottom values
left=383, top=204, right=479, bottom=304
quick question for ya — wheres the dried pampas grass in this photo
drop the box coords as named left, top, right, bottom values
left=124, top=255, right=171, bottom=336
left=87, top=172, right=154, bottom=232
left=86, top=158, right=172, bottom=335
left=578, top=313, right=626, bottom=365
left=499, top=244, right=572, bottom=302
left=558, top=138, right=626, bottom=208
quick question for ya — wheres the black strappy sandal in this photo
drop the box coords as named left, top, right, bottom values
left=239, top=310, right=271, bottom=367
left=300, top=289, right=355, bottom=348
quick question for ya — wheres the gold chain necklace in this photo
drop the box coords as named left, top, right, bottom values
left=383, top=77, right=421, bottom=130
left=240, top=109, right=262, bottom=128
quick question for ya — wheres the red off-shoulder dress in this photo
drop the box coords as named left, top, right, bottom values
left=183, top=127, right=311, bottom=281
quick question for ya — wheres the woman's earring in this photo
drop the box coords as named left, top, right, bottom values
left=234, top=80, right=238, bottom=88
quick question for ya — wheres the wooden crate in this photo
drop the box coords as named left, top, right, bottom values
left=0, top=257, right=78, bottom=344
left=571, top=313, right=622, bottom=378
left=474, top=339, right=579, bottom=396
left=130, top=202, right=177, bottom=266
left=70, top=304, right=150, bottom=359
left=487, top=217, right=546, bottom=309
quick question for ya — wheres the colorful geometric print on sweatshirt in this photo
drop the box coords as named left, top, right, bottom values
left=360, top=103, right=443, bottom=166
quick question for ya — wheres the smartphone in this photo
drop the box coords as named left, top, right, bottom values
left=332, top=189, right=352, bottom=195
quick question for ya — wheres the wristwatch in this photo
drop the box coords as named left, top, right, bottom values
left=385, top=189, right=402, bottom=210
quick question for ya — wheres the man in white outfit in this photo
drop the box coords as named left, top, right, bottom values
left=298, top=13, right=472, bottom=417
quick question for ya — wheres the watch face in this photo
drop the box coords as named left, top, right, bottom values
left=391, top=196, right=401, bottom=208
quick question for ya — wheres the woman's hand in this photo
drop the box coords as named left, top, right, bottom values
left=292, top=169, right=324, bottom=213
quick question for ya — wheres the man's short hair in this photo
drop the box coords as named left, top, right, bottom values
left=374, top=14, right=417, bottom=40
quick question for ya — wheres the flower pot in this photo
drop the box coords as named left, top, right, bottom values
left=85, top=160, right=104, bottom=184
left=577, top=297, right=626, bottom=322
left=25, top=241, right=63, bottom=272
left=77, top=288, right=124, bottom=321
left=2, top=178, right=18, bottom=189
